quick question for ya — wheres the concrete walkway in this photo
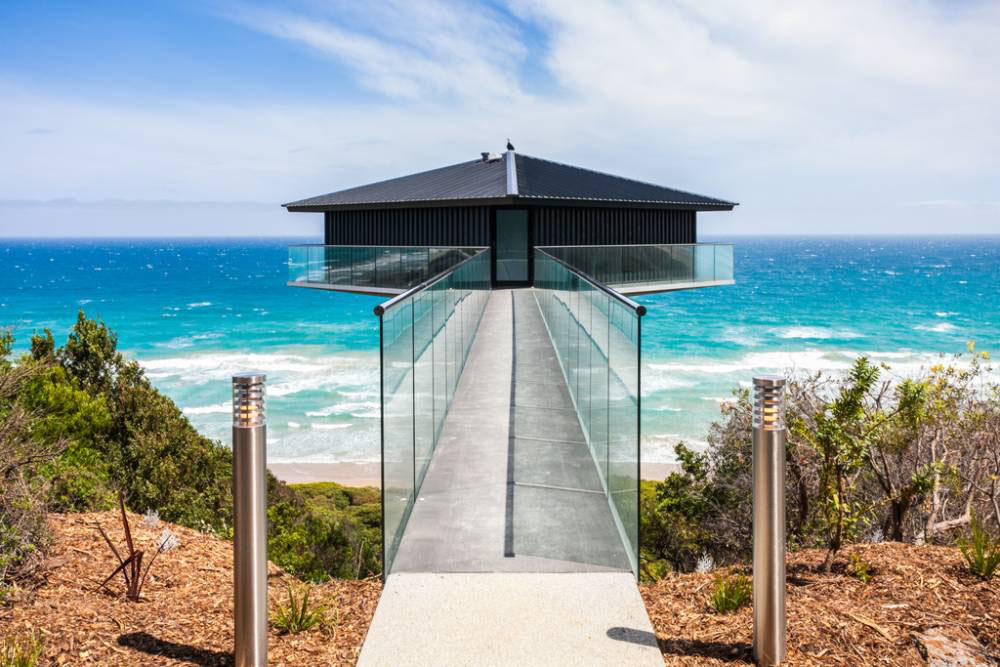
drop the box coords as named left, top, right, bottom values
left=361, top=290, right=661, bottom=665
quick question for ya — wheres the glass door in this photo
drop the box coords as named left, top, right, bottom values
left=494, top=209, right=529, bottom=284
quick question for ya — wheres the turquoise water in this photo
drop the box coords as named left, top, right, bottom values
left=2, top=236, right=998, bottom=464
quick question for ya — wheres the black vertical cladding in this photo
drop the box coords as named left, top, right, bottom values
left=532, top=207, right=696, bottom=246
left=323, top=205, right=696, bottom=247
left=324, top=207, right=492, bottom=246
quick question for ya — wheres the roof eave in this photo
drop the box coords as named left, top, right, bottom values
left=284, top=196, right=737, bottom=213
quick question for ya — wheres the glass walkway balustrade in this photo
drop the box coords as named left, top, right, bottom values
left=538, top=243, right=734, bottom=295
left=376, top=249, right=492, bottom=574
left=531, top=248, right=643, bottom=576
left=289, top=245, right=485, bottom=296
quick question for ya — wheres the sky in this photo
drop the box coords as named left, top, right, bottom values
left=1, top=0, right=998, bottom=237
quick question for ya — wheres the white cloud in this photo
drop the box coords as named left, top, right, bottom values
left=1, top=1, right=999, bottom=234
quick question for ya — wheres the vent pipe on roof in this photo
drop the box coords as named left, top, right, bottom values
left=506, top=149, right=518, bottom=196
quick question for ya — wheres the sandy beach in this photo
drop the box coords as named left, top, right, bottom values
left=269, top=461, right=678, bottom=487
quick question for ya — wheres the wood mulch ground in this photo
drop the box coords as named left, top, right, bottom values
left=0, top=512, right=381, bottom=666
left=640, top=542, right=1000, bottom=666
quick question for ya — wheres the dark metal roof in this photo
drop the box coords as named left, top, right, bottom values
left=284, top=152, right=736, bottom=211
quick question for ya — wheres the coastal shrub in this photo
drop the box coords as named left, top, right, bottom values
left=272, top=584, right=327, bottom=634
left=6, top=315, right=382, bottom=581
left=0, top=329, right=107, bottom=587
left=639, top=348, right=1000, bottom=575
left=0, top=632, right=43, bottom=667
left=958, top=516, right=1000, bottom=581
left=709, top=573, right=752, bottom=614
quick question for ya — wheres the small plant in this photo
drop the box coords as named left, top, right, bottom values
left=709, top=573, right=752, bottom=614
left=957, top=515, right=1000, bottom=581
left=158, top=528, right=180, bottom=553
left=1, top=632, right=43, bottom=667
left=639, top=555, right=670, bottom=582
left=93, top=493, right=169, bottom=601
left=848, top=553, right=872, bottom=583
left=142, top=509, right=160, bottom=529
left=272, top=584, right=327, bottom=634
left=695, top=553, right=715, bottom=574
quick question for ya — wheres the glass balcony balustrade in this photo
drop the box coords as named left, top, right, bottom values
left=537, top=243, right=733, bottom=295
left=531, top=248, right=643, bottom=576
left=288, top=245, right=485, bottom=294
left=376, top=248, right=492, bottom=574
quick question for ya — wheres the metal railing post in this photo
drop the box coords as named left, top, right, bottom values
left=232, top=373, right=268, bottom=667
left=753, top=375, right=786, bottom=666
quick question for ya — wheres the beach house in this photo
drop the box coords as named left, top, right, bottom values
left=285, top=147, right=737, bottom=578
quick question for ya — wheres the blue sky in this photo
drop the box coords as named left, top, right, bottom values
left=1, top=0, right=998, bottom=236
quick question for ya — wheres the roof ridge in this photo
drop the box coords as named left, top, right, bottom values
left=505, top=151, right=518, bottom=196
left=517, top=153, right=736, bottom=206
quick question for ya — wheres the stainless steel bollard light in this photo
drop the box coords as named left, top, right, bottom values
left=752, top=375, right=787, bottom=667
left=232, top=373, right=267, bottom=667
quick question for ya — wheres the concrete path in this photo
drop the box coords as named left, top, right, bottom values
left=357, top=572, right=663, bottom=667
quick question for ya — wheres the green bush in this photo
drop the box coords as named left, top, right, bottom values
left=958, top=516, right=1000, bottom=580
left=4, top=314, right=382, bottom=582
left=640, top=442, right=749, bottom=573
left=709, top=573, right=752, bottom=614
left=272, top=584, right=327, bottom=634
left=0, top=632, right=43, bottom=667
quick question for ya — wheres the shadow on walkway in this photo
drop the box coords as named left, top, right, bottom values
left=117, top=632, right=233, bottom=666
left=606, top=626, right=659, bottom=648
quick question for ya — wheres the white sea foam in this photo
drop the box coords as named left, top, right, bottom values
left=935, top=312, right=958, bottom=317
left=182, top=401, right=231, bottom=415
left=774, top=326, right=863, bottom=340
left=287, top=421, right=301, bottom=429
left=915, top=323, right=957, bottom=333
left=643, top=371, right=696, bottom=392
left=310, top=423, right=352, bottom=430
left=187, top=301, right=212, bottom=308
left=647, top=349, right=853, bottom=375
left=306, top=401, right=379, bottom=418
left=155, top=332, right=224, bottom=350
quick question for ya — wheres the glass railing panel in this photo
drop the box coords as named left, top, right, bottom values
left=412, top=289, right=435, bottom=490
left=375, top=247, right=400, bottom=287
left=693, top=244, right=716, bottom=283
left=590, top=289, right=610, bottom=482
left=432, top=281, right=448, bottom=442
left=380, top=299, right=414, bottom=573
left=288, top=245, right=485, bottom=291
left=289, top=245, right=309, bottom=283
left=351, top=246, right=375, bottom=286
left=377, top=248, right=491, bottom=576
left=537, top=244, right=734, bottom=290
left=607, top=298, right=639, bottom=575
left=715, top=244, right=734, bottom=281
left=532, top=248, right=641, bottom=577
left=670, top=245, right=694, bottom=283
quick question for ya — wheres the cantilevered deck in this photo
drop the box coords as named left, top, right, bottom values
left=390, top=290, right=631, bottom=573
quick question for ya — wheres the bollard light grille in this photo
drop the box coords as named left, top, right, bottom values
left=752, top=376, right=786, bottom=431
left=232, top=373, right=266, bottom=428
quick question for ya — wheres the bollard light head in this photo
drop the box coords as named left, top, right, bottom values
left=233, top=373, right=266, bottom=428
left=752, top=375, right=786, bottom=431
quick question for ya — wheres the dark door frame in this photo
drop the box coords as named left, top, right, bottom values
left=490, top=205, right=534, bottom=288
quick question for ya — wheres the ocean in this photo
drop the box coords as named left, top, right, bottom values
left=2, top=236, right=998, bottom=464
